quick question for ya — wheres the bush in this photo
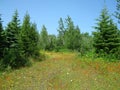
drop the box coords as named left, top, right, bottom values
left=0, top=48, right=29, bottom=70
left=114, top=47, right=120, bottom=60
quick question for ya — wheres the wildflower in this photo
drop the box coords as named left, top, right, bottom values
left=67, top=72, right=69, bottom=75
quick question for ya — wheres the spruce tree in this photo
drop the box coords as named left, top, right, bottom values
left=64, top=16, right=81, bottom=51
left=115, top=0, right=120, bottom=24
left=5, top=10, right=20, bottom=49
left=21, top=13, right=31, bottom=57
left=2, top=10, right=27, bottom=69
left=0, top=14, right=5, bottom=59
left=93, top=7, right=120, bottom=59
left=29, top=23, right=39, bottom=57
left=115, top=0, right=120, bottom=59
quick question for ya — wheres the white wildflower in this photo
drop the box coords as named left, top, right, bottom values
left=67, top=72, right=69, bottom=75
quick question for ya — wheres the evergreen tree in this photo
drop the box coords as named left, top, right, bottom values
left=2, top=10, right=27, bottom=69
left=93, top=7, right=120, bottom=59
left=39, top=25, right=49, bottom=50
left=115, top=0, right=120, bottom=39
left=115, top=0, right=120, bottom=24
left=115, top=0, right=120, bottom=59
left=29, top=23, right=39, bottom=57
left=21, top=13, right=31, bottom=57
left=64, top=16, right=81, bottom=51
left=5, top=10, right=20, bottom=49
left=0, top=14, right=5, bottom=59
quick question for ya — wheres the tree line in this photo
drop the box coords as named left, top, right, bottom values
left=39, top=16, right=93, bottom=53
left=0, top=11, right=93, bottom=71
left=0, top=0, right=120, bottom=71
left=0, top=11, right=39, bottom=70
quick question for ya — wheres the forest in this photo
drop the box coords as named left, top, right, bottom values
left=0, top=0, right=120, bottom=89
left=0, top=1, right=120, bottom=70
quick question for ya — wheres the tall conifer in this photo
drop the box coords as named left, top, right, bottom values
left=93, top=7, right=120, bottom=59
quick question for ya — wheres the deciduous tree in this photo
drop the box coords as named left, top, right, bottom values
left=39, top=25, right=49, bottom=50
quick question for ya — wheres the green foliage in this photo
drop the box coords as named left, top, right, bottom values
left=0, top=11, right=40, bottom=71
left=0, top=48, right=28, bottom=70
left=56, top=16, right=94, bottom=54
left=64, top=16, right=75, bottom=49
left=40, top=27, right=57, bottom=51
left=47, top=34, right=57, bottom=51
left=5, top=10, right=21, bottom=50
left=93, top=7, right=120, bottom=60
left=28, top=23, right=39, bottom=57
left=80, top=33, right=93, bottom=55
left=1, top=52, right=120, bottom=89
left=21, top=13, right=31, bottom=56
left=1, top=4, right=120, bottom=71
left=115, top=0, right=120, bottom=24
left=0, top=10, right=29, bottom=70
left=21, top=13, right=39, bottom=57
left=39, top=25, right=49, bottom=50
left=57, top=16, right=81, bottom=51
left=72, top=26, right=81, bottom=51
left=57, top=17, right=65, bottom=47
left=115, top=0, right=120, bottom=60
left=0, top=15, right=5, bottom=59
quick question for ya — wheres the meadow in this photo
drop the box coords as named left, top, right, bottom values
left=0, top=51, right=120, bottom=90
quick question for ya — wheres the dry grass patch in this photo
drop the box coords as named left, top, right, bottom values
left=0, top=51, right=120, bottom=90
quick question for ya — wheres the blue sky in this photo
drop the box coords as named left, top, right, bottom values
left=0, top=0, right=117, bottom=35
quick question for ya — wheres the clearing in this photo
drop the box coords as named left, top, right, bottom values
left=0, top=52, right=120, bottom=90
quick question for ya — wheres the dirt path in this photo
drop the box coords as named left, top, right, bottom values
left=0, top=52, right=77, bottom=90
left=0, top=52, right=120, bottom=90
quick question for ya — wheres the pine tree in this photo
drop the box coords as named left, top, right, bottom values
left=115, top=0, right=120, bottom=59
left=2, top=10, right=27, bottom=69
left=5, top=10, right=20, bottom=49
left=93, top=7, right=120, bottom=59
left=64, top=16, right=81, bottom=51
left=93, top=7, right=110, bottom=54
left=115, top=0, right=120, bottom=36
left=20, top=13, right=39, bottom=60
left=115, top=0, right=120, bottom=24
left=0, top=14, right=5, bottom=59
left=21, top=13, right=31, bottom=56
left=29, top=23, right=39, bottom=57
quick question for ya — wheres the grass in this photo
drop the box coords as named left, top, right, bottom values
left=0, top=51, right=120, bottom=90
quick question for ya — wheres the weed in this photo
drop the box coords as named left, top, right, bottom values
left=0, top=52, right=120, bottom=90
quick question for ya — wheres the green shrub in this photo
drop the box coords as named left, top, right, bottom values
left=0, top=48, right=29, bottom=70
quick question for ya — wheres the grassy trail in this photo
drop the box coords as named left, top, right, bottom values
left=0, top=52, right=120, bottom=90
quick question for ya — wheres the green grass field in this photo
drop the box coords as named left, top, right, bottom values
left=0, top=52, right=120, bottom=90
